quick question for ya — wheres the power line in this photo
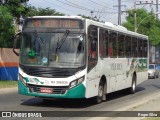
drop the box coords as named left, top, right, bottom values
left=43, top=0, right=74, bottom=13
left=57, top=0, right=117, bottom=14
left=88, top=0, right=117, bottom=11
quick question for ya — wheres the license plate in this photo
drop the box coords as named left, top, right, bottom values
left=40, top=88, right=52, bottom=94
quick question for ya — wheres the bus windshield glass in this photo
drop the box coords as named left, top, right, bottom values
left=20, top=32, right=85, bottom=68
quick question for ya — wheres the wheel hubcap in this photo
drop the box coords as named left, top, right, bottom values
left=132, top=81, right=135, bottom=91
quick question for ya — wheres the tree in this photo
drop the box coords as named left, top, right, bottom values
left=0, top=0, right=29, bottom=48
left=122, top=8, right=160, bottom=45
left=4, top=0, right=29, bottom=32
left=0, top=6, right=15, bottom=48
left=26, top=6, right=65, bottom=17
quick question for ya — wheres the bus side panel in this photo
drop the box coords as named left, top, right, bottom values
left=85, top=66, right=99, bottom=98
left=137, top=58, right=148, bottom=85
left=98, top=58, right=116, bottom=93
left=114, top=58, right=127, bottom=91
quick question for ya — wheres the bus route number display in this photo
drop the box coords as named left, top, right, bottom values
left=26, top=19, right=82, bottom=29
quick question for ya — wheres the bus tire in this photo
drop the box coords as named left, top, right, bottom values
left=94, top=80, right=106, bottom=104
left=129, top=74, right=136, bottom=94
left=154, top=74, right=156, bottom=79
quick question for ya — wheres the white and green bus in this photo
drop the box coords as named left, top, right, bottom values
left=13, top=16, right=149, bottom=103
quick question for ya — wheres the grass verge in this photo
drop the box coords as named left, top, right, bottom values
left=0, top=80, right=18, bottom=89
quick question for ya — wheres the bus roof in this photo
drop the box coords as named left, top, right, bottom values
left=85, top=19, right=148, bottom=39
left=28, top=16, right=84, bottom=19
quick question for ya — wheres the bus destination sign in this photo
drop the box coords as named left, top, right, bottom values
left=25, top=18, right=83, bottom=29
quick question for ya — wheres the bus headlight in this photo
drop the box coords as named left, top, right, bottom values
left=19, top=74, right=26, bottom=86
left=69, top=76, right=84, bottom=89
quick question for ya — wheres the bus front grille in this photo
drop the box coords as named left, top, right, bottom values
left=28, top=84, right=69, bottom=94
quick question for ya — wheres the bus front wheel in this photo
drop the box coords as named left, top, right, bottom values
left=94, top=80, right=106, bottom=104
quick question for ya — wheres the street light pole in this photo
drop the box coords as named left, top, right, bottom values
left=135, top=12, right=160, bottom=32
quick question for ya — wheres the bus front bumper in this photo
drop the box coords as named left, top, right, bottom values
left=18, top=80, right=86, bottom=98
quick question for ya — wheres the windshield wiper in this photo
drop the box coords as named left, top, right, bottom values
left=34, top=30, right=45, bottom=47
left=54, top=30, right=70, bottom=61
left=57, top=30, right=70, bottom=49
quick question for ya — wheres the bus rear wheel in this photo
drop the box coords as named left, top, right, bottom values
left=94, top=80, right=106, bottom=104
left=129, top=74, right=136, bottom=94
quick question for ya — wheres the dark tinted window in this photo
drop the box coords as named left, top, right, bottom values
left=118, top=33, right=125, bottom=57
left=88, top=25, right=98, bottom=71
left=132, top=37, right=137, bottom=57
left=125, top=36, right=132, bottom=57
left=143, top=40, right=148, bottom=57
left=138, top=38, right=143, bottom=57
left=99, top=29, right=108, bottom=57
left=109, top=31, right=117, bottom=58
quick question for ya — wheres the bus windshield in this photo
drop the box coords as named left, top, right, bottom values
left=20, top=31, right=85, bottom=68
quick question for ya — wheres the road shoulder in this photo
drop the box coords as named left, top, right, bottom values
left=0, top=87, right=17, bottom=94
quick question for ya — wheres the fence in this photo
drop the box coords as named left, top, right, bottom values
left=0, top=48, right=19, bottom=80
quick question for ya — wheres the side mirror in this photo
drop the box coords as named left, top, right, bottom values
left=13, top=32, right=21, bottom=56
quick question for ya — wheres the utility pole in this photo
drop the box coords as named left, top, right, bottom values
left=134, top=1, right=137, bottom=32
left=156, top=0, right=159, bottom=19
left=118, top=0, right=121, bottom=25
left=113, top=0, right=126, bottom=25
left=134, top=1, right=154, bottom=32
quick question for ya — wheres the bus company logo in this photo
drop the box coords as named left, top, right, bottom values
left=2, top=112, right=11, bottom=117
left=34, top=78, right=44, bottom=84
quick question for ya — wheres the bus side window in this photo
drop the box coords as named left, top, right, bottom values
left=88, top=26, right=98, bottom=60
left=88, top=25, right=98, bottom=71
left=132, top=37, right=138, bottom=58
left=99, top=29, right=108, bottom=58
left=143, top=40, right=148, bottom=57
left=89, top=36, right=97, bottom=59
left=91, top=38, right=97, bottom=58
left=138, top=38, right=143, bottom=57
left=109, top=31, right=117, bottom=58
left=118, top=33, right=125, bottom=57
left=125, top=36, right=132, bottom=57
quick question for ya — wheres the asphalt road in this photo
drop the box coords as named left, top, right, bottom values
left=0, top=78, right=160, bottom=120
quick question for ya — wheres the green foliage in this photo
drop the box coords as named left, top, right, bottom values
left=122, top=8, right=160, bottom=45
left=5, top=0, right=28, bottom=17
left=0, top=6, right=15, bottom=48
left=26, top=6, right=65, bottom=17
left=0, top=0, right=66, bottom=48
left=0, top=0, right=29, bottom=48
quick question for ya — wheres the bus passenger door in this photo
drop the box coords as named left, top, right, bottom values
left=86, top=25, right=99, bottom=98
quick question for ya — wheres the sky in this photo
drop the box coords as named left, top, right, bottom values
left=27, top=0, right=159, bottom=25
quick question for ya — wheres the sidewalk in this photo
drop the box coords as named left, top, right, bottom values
left=88, top=90, right=160, bottom=120
left=107, top=95, right=160, bottom=120
left=0, top=87, right=17, bottom=94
